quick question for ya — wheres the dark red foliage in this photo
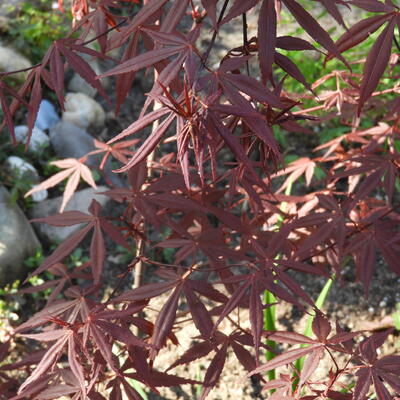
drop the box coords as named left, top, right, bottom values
left=1, top=1, right=400, bottom=399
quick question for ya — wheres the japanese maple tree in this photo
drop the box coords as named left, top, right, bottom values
left=0, top=0, right=400, bottom=399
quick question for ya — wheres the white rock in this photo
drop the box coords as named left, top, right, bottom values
left=14, top=125, right=50, bottom=152
left=62, top=92, right=106, bottom=129
left=6, top=156, right=38, bottom=178
left=6, top=156, right=48, bottom=202
left=35, top=99, right=60, bottom=131
left=30, top=185, right=48, bottom=202
left=0, top=46, right=32, bottom=81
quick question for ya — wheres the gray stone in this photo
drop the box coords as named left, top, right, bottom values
left=0, top=186, right=41, bottom=287
left=50, top=121, right=95, bottom=160
left=67, top=51, right=111, bottom=97
left=14, top=125, right=50, bottom=152
left=0, top=16, right=10, bottom=32
left=0, top=0, right=25, bottom=17
left=68, top=73, right=98, bottom=98
left=62, top=92, right=106, bottom=129
left=0, top=46, right=32, bottom=81
left=49, top=121, right=124, bottom=187
left=35, top=99, right=60, bottom=131
left=6, top=156, right=48, bottom=202
left=6, top=156, right=38, bottom=180
left=30, top=185, right=49, bottom=203
left=29, top=186, right=110, bottom=242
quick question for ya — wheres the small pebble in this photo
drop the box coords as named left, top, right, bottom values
left=14, top=125, right=50, bottom=152
left=30, top=186, right=48, bottom=202
left=35, top=99, right=60, bottom=131
left=6, top=156, right=37, bottom=177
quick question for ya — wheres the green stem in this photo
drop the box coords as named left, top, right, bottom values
left=263, top=180, right=293, bottom=386
left=293, top=274, right=335, bottom=389
left=264, top=289, right=277, bottom=382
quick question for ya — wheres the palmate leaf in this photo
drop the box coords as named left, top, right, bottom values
left=18, top=263, right=90, bottom=306
left=331, top=13, right=392, bottom=59
left=107, top=0, right=168, bottom=50
left=262, top=374, right=294, bottom=398
left=353, top=331, right=400, bottom=400
left=149, top=284, right=182, bottom=359
left=90, top=138, right=138, bottom=169
left=26, top=199, right=127, bottom=284
left=334, top=153, right=400, bottom=209
left=201, top=0, right=218, bottom=28
left=44, top=45, right=65, bottom=108
left=249, top=315, right=361, bottom=387
left=18, top=331, right=71, bottom=395
left=281, top=0, right=350, bottom=68
left=249, top=344, right=322, bottom=376
left=25, top=158, right=97, bottom=212
left=200, top=341, right=229, bottom=400
left=357, top=15, right=397, bottom=114
left=113, top=114, right=175, bottom=173
left=258, top=0, right=277, bottom=83
left=317, top=0, right=348, bottom=28
left=276, top=35, right=317, bottom=51
left=100, top=26, right=199, bottom=81
left=2, top=35, right=113, bottom=145
left=274, top=52, right=314, bottom=94
left=272, top=157, right=317, bottom=193
left=344, top=213, right=400, bottom=295
left=183, top=284, right=214, bottom=340
left=166, top=331, right=260, bottom=398
left=114, top=31, right=140, bottom=115
left=14, top=299, right=81, bottom=334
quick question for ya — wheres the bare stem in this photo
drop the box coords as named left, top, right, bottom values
left=132, top=49, right=161, bottom=292
left=242, top=13, right=250, bottom=76
left=201, top=0, right=230, bottom=68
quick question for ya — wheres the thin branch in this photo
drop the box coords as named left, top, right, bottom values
left=242, top=13, right=250, bottom=76
left=105, top=257, right=141, bottom=302
left=201, top=0, right=230, bottom=68
left=325, top=346, right=340, bottom=373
